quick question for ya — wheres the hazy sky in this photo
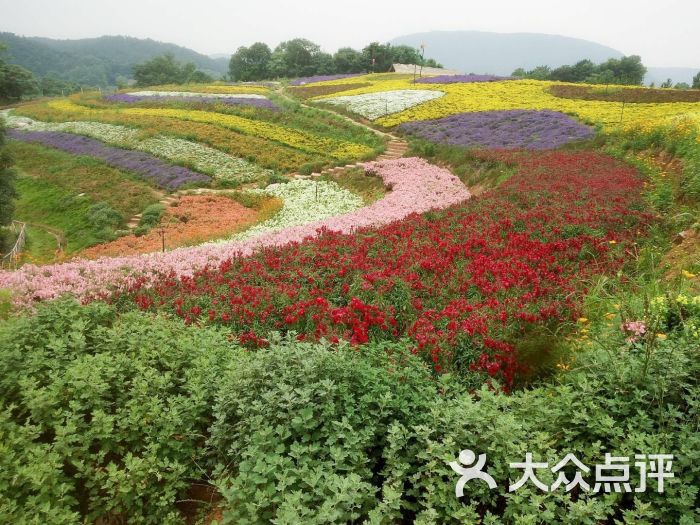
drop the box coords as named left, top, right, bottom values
left=0, top=0, right=697, bottom=67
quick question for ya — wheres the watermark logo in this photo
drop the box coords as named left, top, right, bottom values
left=449, top=449, right=497, bottom=496
left=451, top=450, right=674, bottom=496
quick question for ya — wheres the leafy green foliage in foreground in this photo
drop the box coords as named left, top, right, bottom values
left=0, top=299, right=697, bottom=524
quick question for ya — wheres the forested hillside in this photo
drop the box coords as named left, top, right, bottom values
left=0, top=33, right=228, bottom=87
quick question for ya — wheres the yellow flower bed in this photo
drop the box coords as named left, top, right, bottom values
left=143, top=83, right=271, bottom=95
left=44, top=100, right=373, bottom=160
left=311, top=76, right=700, bottom=131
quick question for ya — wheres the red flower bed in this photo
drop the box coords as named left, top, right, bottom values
left=120, top=151, right=651, bottom=388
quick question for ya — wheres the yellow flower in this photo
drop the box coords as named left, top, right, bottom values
left=604, top=312, right=616, bottom=320
left=578, top=317, right=589, bottom=323
left=656, top=333, right=667, bottom=340
left=608, top=240, right=617, bottom=245
left=682, top=270, right=696, bottom=279
left=307, top=76, right=700, bottom=132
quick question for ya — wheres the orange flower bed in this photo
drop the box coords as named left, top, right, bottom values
left=81, top=195, right=263, bottom=258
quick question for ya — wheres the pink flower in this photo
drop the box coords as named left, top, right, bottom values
left=0, top=158, right=470, bottom=307
left=621, top=320, right=647, bottom=342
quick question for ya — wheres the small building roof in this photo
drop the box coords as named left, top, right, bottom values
left=389, top=63, right=461, bottom=76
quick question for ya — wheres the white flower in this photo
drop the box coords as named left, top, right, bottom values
left=320, top=90, right=444, bottom=120
left=2, top=111, right=271, bottom=183
left=229, top=179, right=365, bottom=241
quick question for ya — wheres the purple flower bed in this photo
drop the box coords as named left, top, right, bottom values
left=289, top=74, right=362, bottom=86
left=416, top=74, right=514, bottom=84
left=8, top=130, right=210, bottom=189
left=104, top=93, right=280, bottom=110
left=398, top=110, right=594, bottom=150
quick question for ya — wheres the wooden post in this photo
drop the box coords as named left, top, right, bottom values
left=620, top=101, right=626, bottom=124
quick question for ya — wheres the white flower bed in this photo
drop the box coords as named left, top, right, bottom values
left=127, top=91, right=267, bottom=99
left=2, top=112, right=271, bottom=183
left=230, top=179, right=364, bottom=241
left=320, top=90, right=444, bottom=120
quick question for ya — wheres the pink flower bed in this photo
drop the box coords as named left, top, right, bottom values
left=0, top=158, right=470, bottom=305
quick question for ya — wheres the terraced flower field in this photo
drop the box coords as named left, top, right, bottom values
left=1, top=70, right=700, bottom=524
left=6, top=85, right=384, bottom=181
left=303, top=74, right=700, bottom=129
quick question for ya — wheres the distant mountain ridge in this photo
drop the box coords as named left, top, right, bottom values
left=391, top=31, right=699, bottom=86
left=0, top=32, right=229, bottom=87
left=390, top=31, right=625, bottom=76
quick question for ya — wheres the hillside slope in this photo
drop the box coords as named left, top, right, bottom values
left=0, top=32, right=228, bottom=86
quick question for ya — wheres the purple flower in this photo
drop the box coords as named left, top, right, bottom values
left=289, top=74, right=363, bottom=86
left=8, top=130, right=209, bottom=189
left=104, top=94, right=280, bottom=110
left=416, top=75, right=515, bottom=84
left=398, top=110, right=594, bottom=150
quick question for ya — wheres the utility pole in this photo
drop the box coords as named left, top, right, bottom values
left=419, top=43, right=426, bottom=78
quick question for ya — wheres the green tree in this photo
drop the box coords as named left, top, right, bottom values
left=361, top=42, right=393, bottom=72
left=311, top=51, right=335, bottom=75
left=229, top=43, right=272, bottom=81
left=660, top=78, right=673, bottom=88
left=38, top=76, right=80, bottom=97
left=674, top=82, right=690, bottom=89
left=132, top=53, right=208, bottom=87
left=551, top=59, right=595, bottom=82
left=333, top=47, right=363, bottom=73
left=692, top=71, right=700, bottom=89
left=424, top=58, right=443, bottom=68
left=269, top=39, right=321, bottom=78
left=597, top=55, right=646, bottom=85
left=390, top=45, right=422, bottom=65
left=0, top=43, right=37, bottom=102
left=527, top=65, right=552, bottom=80
left=0, top=120, right=17, bottom=251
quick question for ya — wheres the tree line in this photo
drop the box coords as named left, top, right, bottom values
left=0, top=44, right=82, bottom=102
left=228, top=39, right=442, bottom=81
left=511, top=56, right=650, bottom=86
left=510, top=55, right=700, bottom=89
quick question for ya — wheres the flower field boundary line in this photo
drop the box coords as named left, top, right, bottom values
left=275, top=87, right=410, bottom=172
left=0, top=158, right=470, bottom=305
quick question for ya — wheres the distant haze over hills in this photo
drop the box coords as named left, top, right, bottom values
left=391, top=30, right=699, bottom=85
left=1, top=30, right=697, bottom=87
left=644, top=67, right=700, bottom=86
left=0, top=32, right=228, bottom=86
left=391, top=31, right=624, bottom=75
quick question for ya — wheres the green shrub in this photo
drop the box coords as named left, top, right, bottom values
left=87, top=201, right=124, bottom=242
left=0, top=409, right=80, bottom=525
left=209, top=336, right=439, bottom=524
left=374, top=338, right=699, bottom=524
left=1, top=299, right=698, bottom=523
left=134, top=203, right=166, bottom=236
left=0, top=289, right=11, bottom=319
left=0, top=299, right=238, bottom=524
